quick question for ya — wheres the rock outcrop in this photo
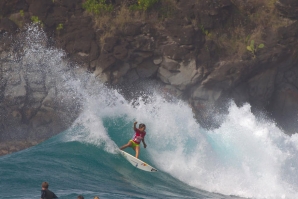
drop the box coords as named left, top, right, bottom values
left=0, top=27, right=81, bottom=152
left=1, top=0, right=298, bottom=154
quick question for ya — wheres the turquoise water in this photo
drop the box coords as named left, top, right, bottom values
left=2, top=25, right=298, bottom=199
left=0, top=123, right=230, bottom=199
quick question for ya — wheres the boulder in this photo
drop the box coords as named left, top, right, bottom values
left=89, top=42, right=100, bottom=61
left=4, top=73, right=26, bottom=106
left=123, top=69, right=139, bottom=84
left=161, top=44, right=190, bottom=60
left=161, top=85, right=183, bottom=98
left=44, top=6, right=68, bottom=28
left=30, top=111, right=53, bottom=128
left=0, top=18, right=18, bottom=33
left=153, top=56, right=162, bottom=65
left=248, top=68, right=277, bottom=108
left=0, top=0, right=29, bottom=17
left=158, top=59, right=200, bottom=90
left=112, top=62, right=130, bottom=80
left=136, top=59, right=159, bottom=78
left=93, top=53, right=116, bottom=76
left=42, top=88, right=57, bottom=108
left=191, top=85, right=223, bottom=104
left=160, top=57, right=180, bottom=71
left=271, top=83, right=298, bottom=134
left=166, top=24, right=195, bottom=45
left=157, top=66, right=175, bottom=84
left=131, top=35, right=155, bottom=51
left=102, top=37, right=118, bottom=53
left=113, top=44, right=128, bottom=60
left=168, top=60, right=200, bottom=90
left=28, top=0, right=53, bottom=21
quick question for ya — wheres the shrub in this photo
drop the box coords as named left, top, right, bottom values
left=31, top=16, right=44, bottom=27
left=56, top=23, right=63, bottom=31
left=200, top=25, right=211, bottom=37
left=158, top=0, right=177, bottom=19
left=82, top=0, right=113, bottom=15
left=130, top=0, right=159, bottom=11
left=31, top=16, right=41, bottom=24
left=19, top=10, right=24, bottom=17
left=246, top=40, right=264, bottom=58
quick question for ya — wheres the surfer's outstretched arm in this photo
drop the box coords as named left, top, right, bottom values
left=133, top=121, right=137, bottom=131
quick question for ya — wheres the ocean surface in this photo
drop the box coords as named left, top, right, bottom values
left=1, top=25, right=298, bottom=199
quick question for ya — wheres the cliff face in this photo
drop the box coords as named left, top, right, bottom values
left=1, top=0, right=298, bottom=154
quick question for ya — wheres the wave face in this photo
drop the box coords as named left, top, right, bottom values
left=1, top=26, right=298, bottom=199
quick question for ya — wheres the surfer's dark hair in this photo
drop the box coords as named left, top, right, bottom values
left=139, top=123, right=146, bottom=129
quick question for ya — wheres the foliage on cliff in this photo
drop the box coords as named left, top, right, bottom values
left=82, top=0, right=176, bottom=48
left=81, top=0, right=293, bottom=59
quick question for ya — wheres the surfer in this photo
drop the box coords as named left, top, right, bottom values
left=120, top=121, right=147, bottom=158
left=40, top=182, right=58, bottom=199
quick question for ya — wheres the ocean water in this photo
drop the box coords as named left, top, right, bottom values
left=1, top=25, right=298, bottom=199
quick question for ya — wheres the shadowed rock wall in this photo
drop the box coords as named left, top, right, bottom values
left=1, top=0, right=298, bottom=154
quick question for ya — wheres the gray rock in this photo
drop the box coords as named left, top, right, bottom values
left=0, top=51, right=9, bottom=60
left=45, top=74, right=56, bottom=90
left=163, top=85, right=183, bottom=98
left=248, top=68, right=277, bottom=107
left=136, top=59, right=159, bottom=78
left=2, top=62, right=13, bottom=72
left=158, top=59, right=198, bottom=90
left=123, top=69, right=139, bottom=84
left=169, top=60, right=198, bottom=90
left=157, top=66, right=174, bottom=84
left=161, top=44, right=190, bottom=60
left=30, top=92, right=47, bottom=103
left=26, top=72, right=44, bottom=84
left=30, top=111, right=53, bottom=129
left=191, top=85, right=223, bottom=103
left=28, top=82, right=45, bottom=92
left=4, top=73, right=26, bottom=102
left=113, top=63, right=130, bottom=79
left=153, top=56, right=162, bottom=65
left=160, top=57, right=180, bottom=71
left=93, top=53, right=116, bottom=77
left=42, top=88, right=57, bottom=108
left=271, top=83, right=298, bottom=133
left=8, top=72, right=21, bottom=85
left=113, top=44, right=128, bottom=60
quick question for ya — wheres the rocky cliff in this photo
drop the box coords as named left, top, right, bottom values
left=1, top=0, right=298, bottom=155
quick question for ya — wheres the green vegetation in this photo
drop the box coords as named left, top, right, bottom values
left=31, top=16, right=43, bottom=27
left=19, top=10, right=24, bottom=17
left=130, top=0, right=159, bottom=11
left=31, top=16, right=41, bottom=23
left=82, top=0, right=113, bottom=15
left=246, top=40, right=264, bottom=58
left=56, top=23, right=63, bottom=31
left=158, top=0, right=177, bottom=19
left=200, top=25, right=211, bottom=37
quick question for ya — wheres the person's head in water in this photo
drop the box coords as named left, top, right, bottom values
left=41, top=182, right=49, bottom=190
left=139, top=123, right=146, bottom=132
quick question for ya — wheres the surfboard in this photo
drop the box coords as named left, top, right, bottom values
left=120, top=150, right=158, bottom=172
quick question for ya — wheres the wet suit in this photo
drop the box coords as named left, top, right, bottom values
left=41, top=189, right=58, bottom=199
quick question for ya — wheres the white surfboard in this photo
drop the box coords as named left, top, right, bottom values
left=120, top=150, right=158, bottom=172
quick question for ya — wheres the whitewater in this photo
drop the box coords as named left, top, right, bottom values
left=1, top=26, right=298, bottom=199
